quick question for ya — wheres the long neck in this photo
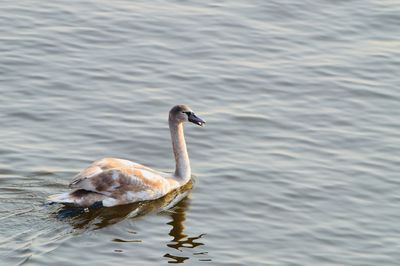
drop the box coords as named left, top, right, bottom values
left=169, top=120, right=191, bottom=180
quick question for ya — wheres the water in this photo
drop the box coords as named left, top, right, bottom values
left=1, top=0, right=399, bottom=265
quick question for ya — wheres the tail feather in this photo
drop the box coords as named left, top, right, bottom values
left=47, top=189, right=107, bottom=207
left=47, top=192, right=75, bottom=204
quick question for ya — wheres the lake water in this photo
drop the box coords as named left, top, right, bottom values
left=1, top=0, right=400, bottom=265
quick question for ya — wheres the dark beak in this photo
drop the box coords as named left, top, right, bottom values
left=188, top=112, right=206, bottom=127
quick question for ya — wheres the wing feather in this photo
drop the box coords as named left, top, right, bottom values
left=69, top=158, right=168, bottom=198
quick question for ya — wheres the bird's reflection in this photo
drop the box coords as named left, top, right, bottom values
left=54, top=180, right=194, bottom=230
left=51, top=179, right=209, bottom=263
left=163, top=196, right=206, bottom=263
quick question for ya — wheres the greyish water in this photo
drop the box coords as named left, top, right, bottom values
left=0, top=0, right=399, bottom=265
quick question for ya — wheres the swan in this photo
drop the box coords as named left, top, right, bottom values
left=48, top=105, right=205, bottom=207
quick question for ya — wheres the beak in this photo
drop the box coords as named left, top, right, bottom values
left=188, top=112, right=206, bottom=127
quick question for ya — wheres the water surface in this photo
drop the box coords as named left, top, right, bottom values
left=1, top=0, right=400, bottom=265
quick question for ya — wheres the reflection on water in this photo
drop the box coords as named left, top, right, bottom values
left=164, top=196, right=206, bottom=263
left=53, top=180, right=194, bottom=230
left=50, top=180, right=208, bottom=263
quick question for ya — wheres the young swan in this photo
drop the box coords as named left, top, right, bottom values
left=48, top=105, right=205, bottom=207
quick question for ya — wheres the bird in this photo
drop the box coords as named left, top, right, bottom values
left=48, top=104, right=205, bottom=207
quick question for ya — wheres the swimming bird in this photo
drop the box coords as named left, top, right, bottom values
left=48, top=105, right=205, bottom=207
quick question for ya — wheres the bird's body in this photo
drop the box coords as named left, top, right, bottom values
left=61, top=157, right=182, bottom=207
left=48, top=105, right=205, bottom=207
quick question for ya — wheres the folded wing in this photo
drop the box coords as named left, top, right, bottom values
left=69, top=158, right=169, bottom=200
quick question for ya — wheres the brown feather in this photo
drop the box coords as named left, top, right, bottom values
left=68, top=158, right=169, bottom=198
